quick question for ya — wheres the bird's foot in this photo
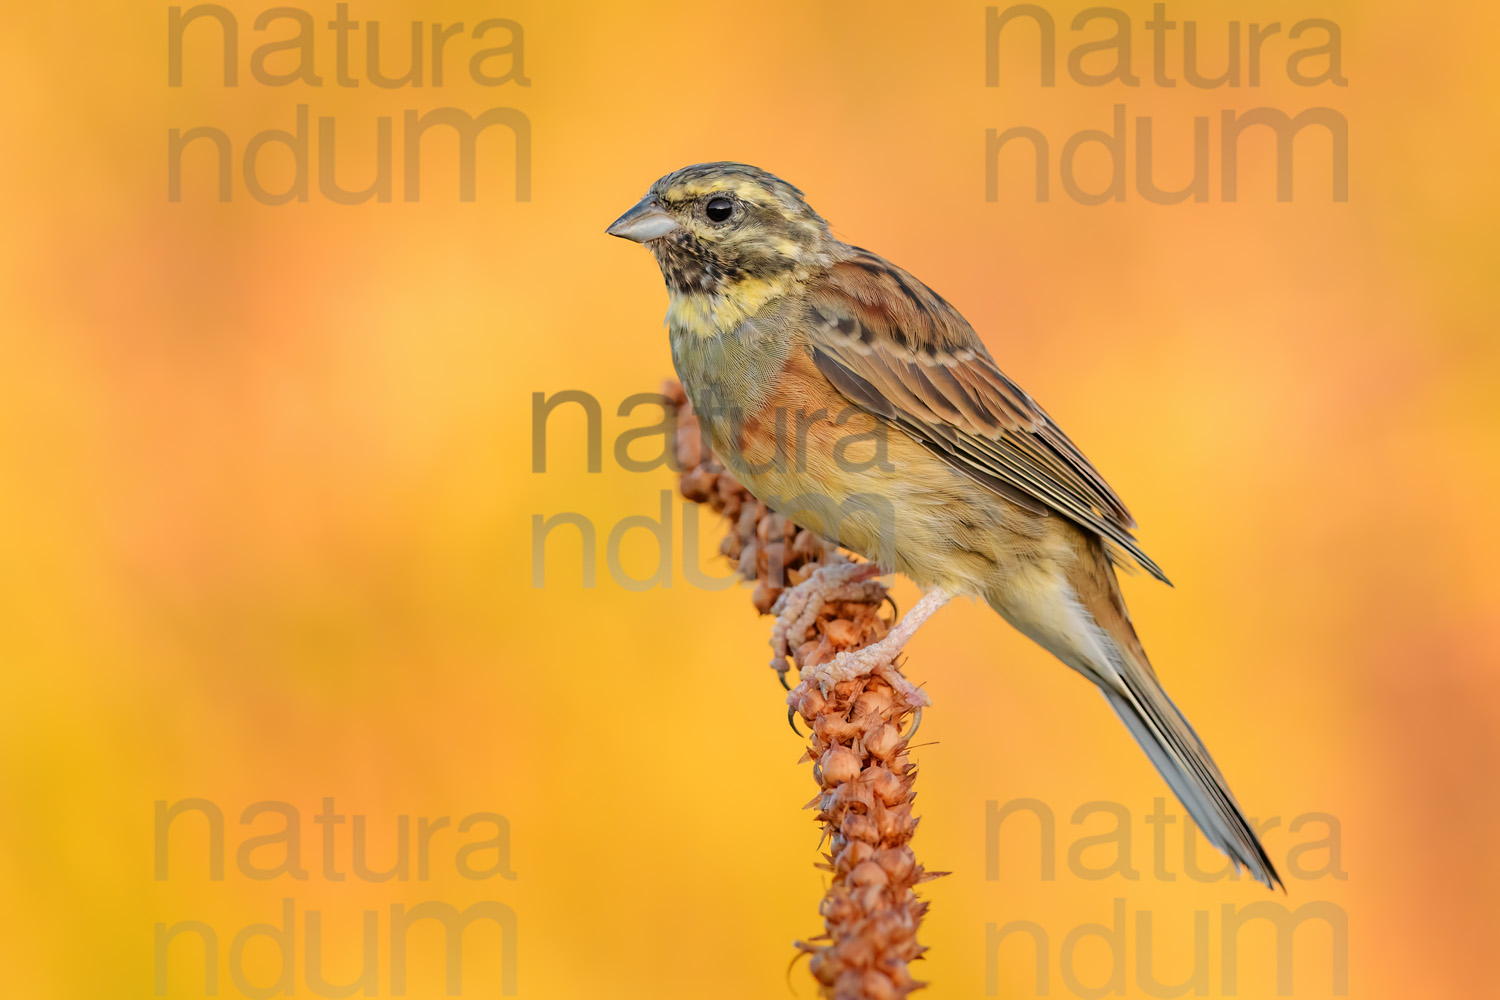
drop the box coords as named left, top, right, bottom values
left=769, top=559, right=883, bottom=680
left=798, top=586, right=954, bottom=707
left=803, top=636, right=928, bottom=707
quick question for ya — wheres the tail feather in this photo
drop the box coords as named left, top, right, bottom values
left=988, top=537, right=1282, bottom=890
left=1075, top=555, right=1283, bottom=890
left=1099, top=664, right=1282, bottom=888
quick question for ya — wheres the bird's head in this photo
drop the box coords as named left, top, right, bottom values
left=606, top=162, right=835, bottom=301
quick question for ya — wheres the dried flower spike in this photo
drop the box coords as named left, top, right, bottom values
left=667, top=380, right=938, bottom=999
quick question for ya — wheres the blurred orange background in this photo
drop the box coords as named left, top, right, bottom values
left=1, top=1, right=1496, bottom=997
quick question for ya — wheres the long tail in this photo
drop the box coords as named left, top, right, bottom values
left=990, top=541, right=1282, bottom=889
left=1097, top=667, right=1281, bottom=888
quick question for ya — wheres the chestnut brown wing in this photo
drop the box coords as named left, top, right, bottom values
left=803, top=250, right=1169, bottom=584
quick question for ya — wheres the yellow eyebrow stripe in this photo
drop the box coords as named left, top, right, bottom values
left=662, top=178, right=779, bottom=205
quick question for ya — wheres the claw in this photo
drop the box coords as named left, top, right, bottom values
left=787, top=705, right=805, bottom=737
left=901, top=707, right=923, bottom=741
left=777, top=668, right=791, bottom=691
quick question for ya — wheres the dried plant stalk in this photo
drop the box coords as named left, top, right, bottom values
left=666, top=381, right=938, bottom=1000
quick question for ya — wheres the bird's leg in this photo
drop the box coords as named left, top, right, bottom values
left=769, top=560, right=884, bottom=678
left=801, top=586, right=954, bottom=706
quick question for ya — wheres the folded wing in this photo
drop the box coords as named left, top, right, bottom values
left=802, top=248, right=1169, bottom=584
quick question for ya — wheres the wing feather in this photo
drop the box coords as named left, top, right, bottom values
left=803, top=249, right=1169, bottom=584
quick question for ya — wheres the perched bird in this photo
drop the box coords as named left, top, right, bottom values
left=607, top=161, right=1280, bottom=888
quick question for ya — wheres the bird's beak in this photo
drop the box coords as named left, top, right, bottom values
left=606, top=196, right=680, bottom=243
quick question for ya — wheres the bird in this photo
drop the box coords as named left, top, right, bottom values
left=607, top=161, right=1281, bottom=889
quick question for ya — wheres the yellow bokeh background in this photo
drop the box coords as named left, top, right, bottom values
left=1, top=1, right=1496, bottom=997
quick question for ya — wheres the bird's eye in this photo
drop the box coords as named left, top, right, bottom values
left=705, top=197, right=734, bottom=222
